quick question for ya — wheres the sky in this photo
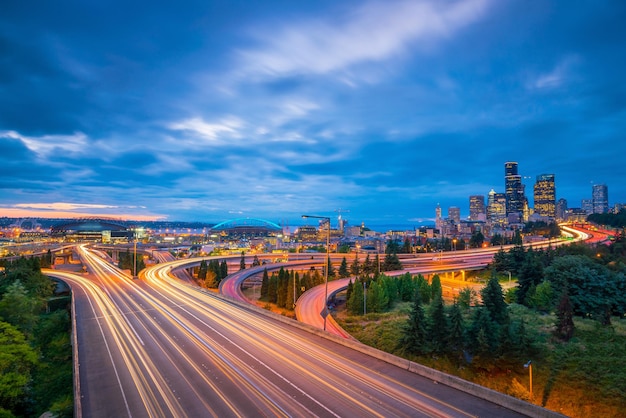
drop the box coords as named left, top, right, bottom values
left=1, top=0, right=625, bottom=228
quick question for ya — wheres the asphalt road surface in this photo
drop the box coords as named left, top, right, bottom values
left=46, top=245, right=531, bottom=417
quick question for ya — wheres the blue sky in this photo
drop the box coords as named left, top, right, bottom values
left=1, top=0, right=625, bottom=227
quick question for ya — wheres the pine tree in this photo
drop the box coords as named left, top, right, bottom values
left=467, top=307, right=499, bottom=365
left=338, top=257, right=349, bottom=278
left=239, top=252, right=246, bottom=270
left=401, top=290, right=427, bottom=354
left=431, top=275, right=442, bottom=300
left=362, top=254, right=373, bottom=277
left=447, top=302, right=465, bottom=359
left=554, top=289, right=575, bottom=341
left=347, top=279, right=364, bottom=315
left=326, top=256, right=335, bottom=279
left=286, top=270, right=295, bottom=309
left=198, top=260, right=207, bottom=280
left=428, top=289, right=448, bottom=353
left=260, top=268, right=269, bottom=299
left=350, top=254, right=360, bottom=276
left=219, top=260, right=228, bottom=281
left=481, top=273, right=509, bottom=325
left=346, top=279, right=354, bottom=304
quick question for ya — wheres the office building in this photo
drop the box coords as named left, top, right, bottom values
left=582, top=199, right=594, bottom=215
left=469, top=195, right=486, bottom=221
left=556, top=198, right=568, bottom=221
left=448, top=206, right=461, bottom=225
left=592, top=184, right=609, bottom=214
left=435, top=204, right=442, bottom=231
left=504, top=161, right=524, bottom=220
left=487, top=189, right=507, bottom=226
left=534, top=174, right=556, bottom=220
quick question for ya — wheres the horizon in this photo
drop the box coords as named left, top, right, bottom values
left=2, top=1, right=625, bottom=223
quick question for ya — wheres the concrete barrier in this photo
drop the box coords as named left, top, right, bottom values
left=185, top=283, right=565, bottom=418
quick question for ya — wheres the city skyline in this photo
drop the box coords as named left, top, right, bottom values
left=1, top=1, right=625, bottom=226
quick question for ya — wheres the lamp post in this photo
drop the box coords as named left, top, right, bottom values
left=133, top=231, right=138, bottom=280
left=524, top=360, right=533, bottom=400
left=504, top=270, right=512, bottom=284
left=302, top=214, right=331, bottom=331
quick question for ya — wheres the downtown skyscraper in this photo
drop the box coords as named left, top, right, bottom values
left=592, top=184, right=609, bottom=214
left=504, top=162, right=524, bottom=221
left=534, top=174, right=556, bottom=220
left=469, top=195, right=486, bottom=221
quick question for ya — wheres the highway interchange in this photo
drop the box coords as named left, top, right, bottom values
left=41, top=225, right=604, bottom=417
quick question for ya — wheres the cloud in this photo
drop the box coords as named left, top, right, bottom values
left=528, top=55, right=580, bottom=90
left=1, top=130, right=88, bottom=157
left=238, top=0, right=489, bottom=78
left=167, top=116, right=243, bottom=143
left=12, top=202, right=118, bottom=211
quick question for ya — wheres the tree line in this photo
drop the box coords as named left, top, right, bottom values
left=259, top=267, right=326, bottom=309
left=491, top=232, right=626, bottom=333
left=0, top=257, right=73, bottom=417
left=195, top=259, right=229, bottom=288
left=400, top=274, right=533, bottom=371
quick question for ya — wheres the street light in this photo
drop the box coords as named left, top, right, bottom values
left=302, top=214, right=331, bottom=331
left=524, top=360, right=533, bottom=400
left=133, top=231, right=138, bottom=280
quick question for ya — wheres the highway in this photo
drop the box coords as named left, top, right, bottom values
left=49, top=245, right=530, bottom=417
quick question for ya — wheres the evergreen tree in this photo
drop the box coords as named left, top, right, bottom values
left=447, top=302, right=465, bottom=359
left=338, top=257, right=349, bottom=278
left=347, top=279, right=364, bottom=315
left=252, top=255, right=261, bottom=267
left=220, top=260, right=228, bottom=281
left=401, top=290, right=427, bottom=354
left=362, top=254, right=374, bottom=277
left=382, top=275, right=398, bottom=306
left=326, top=256, right=335, bottom=279
left=198, top=260, right=207, bottom=280
left=401, top=238, right=412, bottom=254
left=267, top=273, right=278, bottom=303
left=431, top=275, right=442, bottom=300
left=346, top=279, right=354, bottom=304
left=398, top=273, right=416, bottom=302
left=469, top=231, right=485, bottom=248
left=428, top=289, right=448, bottom=353
left=382, top=252, right=402, bottom=271
left=286, top=270, right=295, bottom=309
left=350, top=254, right=360, bottom=276
left=367, top=280, right=389, bottom=313
left=554, top=289, right=575, bottom=341
left=374, top=254, right=381, bottom=275
left=276, top=267, right=288, bottom=308
left=481, top=273, right=509, bottom=325
left=467, top=307, right=500, bottom=366
left=417, top=275, right=431, bottom=304
left=260, top=268, right=269, bottom=299
left=517, top=247, right=544, bottom=305
left=239, top=252, right=246, bottom=270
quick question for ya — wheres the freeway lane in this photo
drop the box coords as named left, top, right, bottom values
left=53, top=245, right=532, bottom=417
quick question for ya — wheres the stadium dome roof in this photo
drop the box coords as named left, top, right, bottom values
left=51, top=218, right=128, bottom=233
left=212, top=218, right=281, bottom=232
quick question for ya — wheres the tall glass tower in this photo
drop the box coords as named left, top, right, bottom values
left=534, top=174, right=556, bottom=219
left=504, top=162, right=524, bottom=220
left=592, top=184, right=609, bottom=214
